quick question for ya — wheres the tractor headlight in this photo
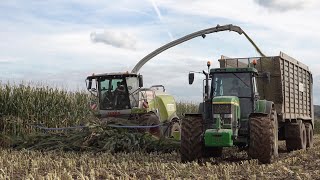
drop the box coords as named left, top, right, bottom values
left=224, top=114, right=232, bottom=118
left=223, top=118, right=232, bottom=125
left=213, top=114, right=220, bottom=118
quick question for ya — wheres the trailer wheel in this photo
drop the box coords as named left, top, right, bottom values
left=286, top=122, right=307, bottom=151
left=305, top=123, right=313, bottom=148
left=139, top=113, right=161, bottom=137
left=248, top=109, right=278, bottom=164
left=180, top=116, right=203, bottom=163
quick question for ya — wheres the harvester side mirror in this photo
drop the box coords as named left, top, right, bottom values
left=189, top=73, right=194, bottom=85
left=87, top=79, right=92, bottom=90
left=138, top=75, right=143, bottom=87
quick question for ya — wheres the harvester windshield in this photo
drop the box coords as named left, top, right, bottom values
left=99, top=77, right=131, bottom=110
left=212, top=72, right=252, bottom=98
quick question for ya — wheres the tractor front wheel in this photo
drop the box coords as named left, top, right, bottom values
left=248, top=110, right=278, bottom=163
left=180, top=115, right=203, bottom=163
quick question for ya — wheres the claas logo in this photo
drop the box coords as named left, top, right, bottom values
left=107, top=111, right=121, bottom=116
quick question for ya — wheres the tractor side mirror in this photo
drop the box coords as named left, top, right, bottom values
left=263, top=72, right=271, bottom=84
left=138, top=75, right=143, bottom=87
left=258, top=72, right=270, bottom=84
left=189, top=73, right=194, bottom=85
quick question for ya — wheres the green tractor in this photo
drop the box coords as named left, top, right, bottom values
left=181, top=53, right=314, bottom=163
left=86, top=73, right=180, bottom=138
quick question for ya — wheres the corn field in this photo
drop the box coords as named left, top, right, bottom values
left=0, top=84, right=91, bottom=136
left=1, top=83, right=320, bottom=179
left=0, top=83, right=198, bottom=136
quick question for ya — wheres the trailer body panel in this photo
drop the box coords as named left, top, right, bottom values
left=219, top=52, right=313, bottom=125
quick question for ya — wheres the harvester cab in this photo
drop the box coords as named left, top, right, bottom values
left=86, top=73, right=143, bottom=114
left=86, top=72, right=180, bottom=139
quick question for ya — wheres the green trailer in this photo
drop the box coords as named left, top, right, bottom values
left=181, top=52, right=314, bottom=163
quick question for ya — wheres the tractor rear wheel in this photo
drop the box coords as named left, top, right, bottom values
left=305, top=123, right=313, bottom=148
left=180, top=116, right=203, bottom=163
left=286, top=121, right=307, bottom=151
left=139, top=113, right=161, bottom=137
left=248, top=109, right=278, bottom=164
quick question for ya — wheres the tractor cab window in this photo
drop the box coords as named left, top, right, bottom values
left=99, top=77, right=130, bottom=110
left=212, top=73, right=252, bottom=98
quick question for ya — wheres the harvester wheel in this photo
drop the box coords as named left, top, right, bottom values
left=305, top=123, right=314, bottom=148
left=248, top=109, right=278, bottom=164
left=180, top=116, right=203, bottom=163
left=169, top=120, right=181, bottom=140
left=139, top=113, right=161, bottom=137
left=286, top=121, right=307, bottom=151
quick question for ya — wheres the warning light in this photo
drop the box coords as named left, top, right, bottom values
left=252, top=59, right=257, bottom=66
left=207, top=61, right=211, bottom=67
left=252, top=59, right=257, bottom=65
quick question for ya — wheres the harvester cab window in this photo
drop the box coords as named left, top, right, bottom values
left=126, top=77, right=140, bottom=108
left=99, top=78, right=130, bottom=110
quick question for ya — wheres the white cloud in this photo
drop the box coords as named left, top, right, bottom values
left=254, top=0, right=314, bottom=11
left=90, top=30, right=137, bottom=50
left=1, top=0, right=320, bottom=104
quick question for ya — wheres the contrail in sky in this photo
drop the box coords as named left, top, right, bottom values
left=149, top=0, right=174, bottom=41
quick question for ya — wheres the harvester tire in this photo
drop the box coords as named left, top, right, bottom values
left=169, top=119, right=181, bottom=140
left=305, top=123, right=313, bottom=148
left=286, top=121, right=307, bottom=151
left=248, top=109, right=278, bottom=164
left=180, top=116, right=203, bottom=163
left=139, top=113, right=161, bottom=137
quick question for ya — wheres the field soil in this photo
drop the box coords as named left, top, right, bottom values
left=0, top=135, right=319, bottom=179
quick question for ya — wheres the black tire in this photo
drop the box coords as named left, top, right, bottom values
left=286, top=122, right=307, bottom=151
left=139, top=113, right=161, bottom=137
left=203, top=147, right=223, bottom=158
left=248, top=109, right=278, bottom=164
left=305, top=123, right=314, bottom=148
left=180, top=116, right=204, bottom=163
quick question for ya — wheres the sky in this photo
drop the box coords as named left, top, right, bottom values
left=0, top=0, right=320, bottom=104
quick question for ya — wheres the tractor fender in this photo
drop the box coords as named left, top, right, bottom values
left=253, top=100, right=274, bottom=116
